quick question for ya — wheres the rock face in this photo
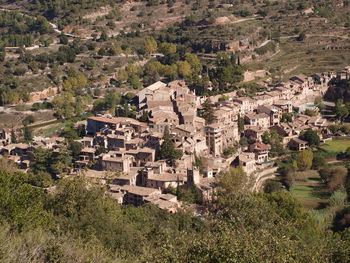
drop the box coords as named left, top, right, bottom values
left=29, top=87, right=59, bottom=103
left=214, top=16, right=231, bottom=25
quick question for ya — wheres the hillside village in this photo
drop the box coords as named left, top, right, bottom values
left=1, top=66, right=350, bottom=212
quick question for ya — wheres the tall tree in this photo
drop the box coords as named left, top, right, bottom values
left=335, top=98, right=349, bottom=123
left=10, top=130, right=17, bottom=143
left=238, top=114, right=245, bottom=132
left=159, top=126, right=183, bottom=162
left=300, top=130, right=320, bottom=147
left=30, top=147, right=52, bottom=174
left=50, top=146, right=72, bottom=175
left=144, top=37, right=157, bottom=55
left=297, top=149, right=313, bottom=171
left=202, top=98, right=215, bottom=125
left=218, top=166, right=249, bottom=195
left=23, top=126, right=33, bottom=142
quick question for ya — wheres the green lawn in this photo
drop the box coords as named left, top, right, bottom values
left=35, top=122, right=66, bottom=137
left=320, top=138, right=350, bottom=153
left=291, top=171, right=329, bottom=210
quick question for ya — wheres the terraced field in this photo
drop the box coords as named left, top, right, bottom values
left=291, top=170, right=329, bottom=210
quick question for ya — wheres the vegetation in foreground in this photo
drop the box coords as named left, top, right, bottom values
left=1, top=162, right=350, bottom=262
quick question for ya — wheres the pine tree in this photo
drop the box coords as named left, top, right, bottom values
left=23, top=126, right=33, bottom=142
left=238, top=114, right=245, bottom=132
left=10, top=130, right=17, bottom=143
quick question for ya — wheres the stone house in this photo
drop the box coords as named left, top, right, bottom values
left=273, top=100, right=293, bottom=113
left=1, top=143, right=33, bottom=156
left=290, top=74, right=314, bottom=90
left=244, top=113, right=270, bottom=129
left=257, top=105, right=282, bottom=125
left=106, top=134, right=126, bottom=150
left=288, top=138, right=308, bottom=151
left=237, top=153, right=256, bottom=175
left=80, top=147, right=96, bottom=162
left=233, top=97, right=258, bottom=113
left=146, top=173, right=187, bottom=190
left=123, top=147, right=156, bottom=166
left=79, top=137, right=94, bottom=148
left=244, top=127, right=268, bottom=143
left=113, top=167, right=139, bottom=186
left=253, top=94, right=274, bottom=106
left=248, top=142, right=270, bottom=164
left=144, top=193, right=181, bottom=213
left=138, top=81, right=167, bottom=110
left=86, top=116, right=145, bottom=135
left=205, top=123, right=223, bottom=156
left=120, top=185, right=162, bottom=206
left=101, top=154, right=133, bottom=173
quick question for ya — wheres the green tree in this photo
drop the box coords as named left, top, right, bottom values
left=0, top=169, right=50, bottom=229
left=297, top=149, right=313, bottom=171
left=264, top=180, right=283, bottom=193
left=138, top=111, right=149, bottom=123
left=239, top=137, right=248, bottom=147
left=319, top=166, right=348, bottom=192
left=177, top=61, right=192, bottom=78
left=277, top=164, right=296, bottom=191
left=159, top=126, right=183, bottom=162
left=68, top=141, right=83, bottom=159
left=281, top=113, right=293, bottom=123
left=297, top=32, right=306, bottom=41
left=22, top=115, right=35, bottom=126
left=218, top=166, right=249, bottom=197
left=144, top=37, right=157, bottom=54
left=269, top=130, right=285, bottom=157
left=23, top=126, right=33, bottom=142
left=59, top=34, right=68, bottom=44
left=0, top=44, right=5, bottom=62
left=312, top=154, right=325, bottom=169
left=159, top=42, right=177, bottom=55
left=300, top=130, right=320, bottom=147
left=314, top=96, right=325, bottom=111
left=95, top=146, right=108, bottom=156
left=262, top=131, right=270, bottom=144
left=100, top=31, right=108, bottom=41
left=50, top=146, right=72, bottom=175
left=30, top=147, right=52, bottom=174
left=185, top=53, right=202, bottom=74
left=238, top=114, right=245, bottom=132
left=329, top=124, right=340, bottom=134
left=335, top=99, right=349, bottom=123
left=337, top=106, right=349, bottom=123
left=128, top=74, right=142, bottom=89
left=10, top=130, right=17, bottom=143
left=202, top=98, right=215, bottom=125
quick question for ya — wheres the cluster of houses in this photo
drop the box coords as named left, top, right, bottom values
left=1, top=67, right=350, bottom=212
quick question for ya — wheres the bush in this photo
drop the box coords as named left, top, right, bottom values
left=312, top=154, right=326, bottom=169
left=319, top=166, right=348, bottom=192
left=264, top=180, right=283, bottom=193
left=255, top=41, right=276, bottom=55
left=22, top=115, right=35, bottom=126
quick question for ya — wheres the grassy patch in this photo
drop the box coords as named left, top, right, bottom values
left=35, top=122, right=66, bottom=137
left=291, top=170, right=329, bottom=210
left=320, top=138, right=350, bottom=153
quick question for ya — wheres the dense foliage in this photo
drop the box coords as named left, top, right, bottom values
left=0, top=10, right=52, bottom=47
left=0, top=164, right=350, bottom=262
